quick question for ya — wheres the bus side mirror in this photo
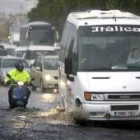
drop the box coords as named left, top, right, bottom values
left=65, top=58, right=72, bottom=74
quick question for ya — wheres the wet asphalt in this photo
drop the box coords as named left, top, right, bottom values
left=0, top=86, right=140, bottom=140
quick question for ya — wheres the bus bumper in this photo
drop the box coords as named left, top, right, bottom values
left=82, top=102, right=140, bottom=121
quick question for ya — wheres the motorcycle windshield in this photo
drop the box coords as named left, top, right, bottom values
left=13, top=87, right=27, bottom=99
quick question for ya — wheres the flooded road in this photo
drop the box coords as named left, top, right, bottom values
left=1, top=86, right=140, bottom=140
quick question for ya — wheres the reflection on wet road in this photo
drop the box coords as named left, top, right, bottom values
left=28, top=88, right=61, bottom=111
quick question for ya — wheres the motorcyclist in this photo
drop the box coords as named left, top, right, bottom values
left=4, top=60, right=31, bottom=106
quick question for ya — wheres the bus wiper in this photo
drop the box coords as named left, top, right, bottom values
left=88, top=65, right=140, bottom=71
left=111, top=65, right=127, bottom=70
left=111, top=65, right=140, bottom=70
left=126, top=65, right=140, bottom=70
left=88, top=67, right=112, bottom=71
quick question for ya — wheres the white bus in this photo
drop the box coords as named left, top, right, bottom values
left=20, top=21, right=59, bottom=47
left=19, top=21, right=60, bottom=65
left=16, top=46, right=57, bottom=65
left=59, top=10, right=140, bottom=121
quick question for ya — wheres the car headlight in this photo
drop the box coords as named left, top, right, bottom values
left=45, top=74, right=51, bottom=81
left=18, top=81, right=24, bottom=86
left=84, top=92, right=104, bottom=101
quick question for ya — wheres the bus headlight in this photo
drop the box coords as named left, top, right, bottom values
left=45, top=74, right=51, bottom=81
left=84, top=92, right=104, bottom=101
left=13, top=95, right=17, bottom=99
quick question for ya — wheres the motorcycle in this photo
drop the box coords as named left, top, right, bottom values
left=6, top=74, right=34, bottom=109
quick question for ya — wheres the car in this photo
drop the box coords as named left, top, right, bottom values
left=30, top=55, right=59, bottom=92
left=0, top=56, right=30, bottom=85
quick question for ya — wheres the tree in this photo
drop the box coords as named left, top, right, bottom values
left=28, top=0, right=140, bottom=37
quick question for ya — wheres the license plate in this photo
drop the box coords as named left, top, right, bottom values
left=114, top=111, right=136, bottom=117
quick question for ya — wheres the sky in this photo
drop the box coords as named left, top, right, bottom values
left=0, top=0, right=38, bottom=15
left=0, top=0, right=38, bottom=39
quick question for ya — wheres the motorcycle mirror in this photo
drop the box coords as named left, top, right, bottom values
left=31, top=78, right=35, bottom=81
left=7, top=73, right=11, bottom=78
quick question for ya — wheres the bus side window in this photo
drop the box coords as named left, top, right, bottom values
left=68, top=39, right=77, bottom=75
left=68, top=39, right=74, bottom=58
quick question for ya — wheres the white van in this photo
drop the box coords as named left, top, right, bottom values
left=59, top=10, right=140, bottom=121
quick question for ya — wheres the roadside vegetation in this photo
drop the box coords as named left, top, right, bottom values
left=28, top=0, right=140, bottom=36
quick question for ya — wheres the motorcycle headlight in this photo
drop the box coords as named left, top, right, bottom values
left=45, top=74, right=51, bottom=81
left=84, top=92, right=104, bottom=101
left=13, top=95, right=17, bottom=99
left=17, top=81, right=24, bottom=86
left=23, top=96, right=27, bottom=99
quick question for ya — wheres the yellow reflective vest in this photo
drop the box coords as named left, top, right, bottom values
left=5, top=69, right=30, bottom=84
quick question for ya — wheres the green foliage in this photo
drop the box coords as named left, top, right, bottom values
left=28, top=0, right=140, bottom=37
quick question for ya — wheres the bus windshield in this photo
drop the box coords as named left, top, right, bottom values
left=25, top=50, right=56, bottom=59
left=78, top=25, right=140, bottom=71
left=28, top=25, right=55, bottom=46
left=0, top=50, right=7, bottom=56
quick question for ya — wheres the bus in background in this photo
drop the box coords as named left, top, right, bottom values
left=15, top=47, right=27, bottom=58
left=18, top=21, right=60, bottom=65
left=16, top=46, right=57, bottom=65
left=0, top=44, right=7, bottom=56
left=19, top=21, right=59, bottom=47
left=4, top=44, right=17, bottom=56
